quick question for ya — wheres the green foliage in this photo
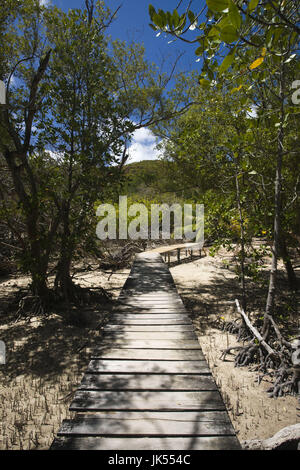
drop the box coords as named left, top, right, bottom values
left=0, top=0, right=176, bottom=298
left=148, top=1, right=299, bottom=83
left=122, top=160, right=178, bottom=201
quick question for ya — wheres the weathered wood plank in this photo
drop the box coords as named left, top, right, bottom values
left=102, top=331, right=197, bottom=340
left=108, top=318, right=192, bottom=325
left=98, top=339, right=201, bottom=349
left=118, top=298, right=182, bottom=303
left=112, top=308, right=190, bottom=319
left=51, top=435, right=241, bottom=450
left=69, top=390, right=225, bottom=411
left=78, top=373, right=216, bottom=391
left=57, top=411, right=235, bottom=436
left=86, top=359, right=210, bottom=374
left=118, top=300, right=184, bottom=305
left=118, top=294, right=182, bottom=300
left=114, top=308, right=188, bottom=314
left=103, top=325, right=194, bottom=331
left=91, top=348, right=204, bottom=360
left=119, top=294, right=181, bottom=298
left=111, top=314, right=191, bottom=321
left=118, top=299, right=182, bottom=304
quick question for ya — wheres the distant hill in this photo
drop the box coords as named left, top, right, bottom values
left=123, top=160, right=179, bottom=200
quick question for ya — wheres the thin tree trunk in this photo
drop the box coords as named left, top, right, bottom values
left=263, top=61, right=286, bottom=338
left=55, top=201, right=75, bottom=301
left=235, top=162, right=247, bottom=311
left=280, top=236, right=298, bottom=292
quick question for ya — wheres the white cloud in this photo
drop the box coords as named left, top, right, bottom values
left=128, top=127, right=160, bottom=163
left=45, top=149, right=64, bottom=162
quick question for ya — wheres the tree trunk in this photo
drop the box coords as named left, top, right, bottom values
left=27, top=218, right=49, bottom=301
left=55, top=202, right=75, bottom=303
left=4, top=150, right=50, bottom=302
left=263, top=61, right=285, bottom=338
left=235, top=161, right=247, bottom=311
left=280, top=236, right=298, bottom=292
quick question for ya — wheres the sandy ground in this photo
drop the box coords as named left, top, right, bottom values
left=0, top=268, right=130, bottom=450
left=0, top=250, right=299, bottom=450
left=169, top=250, right=299, bottom=444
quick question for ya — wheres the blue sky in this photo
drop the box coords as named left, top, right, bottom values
left=45, top=0, right=200, bottom=163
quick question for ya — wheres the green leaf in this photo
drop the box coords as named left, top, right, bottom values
left=199, top=78, right=211, bottom=87
left=208, top=26, right=221, bottom=37
left=188, top=10, right=196, bottom=24
left=218, top=49, right=235, bottom=73
left=228, top=1, right=242, bottom=29
left=148, top=4, right=156, bottom=19
left=172, top=9, right=180, bottom=28
left=152, top=12, right=165, bottom=29
left=206, top=0, right=229, bottom=13
left=158, top=9, right=167, bottom=26
left=166, top=11, right=173, bottom=28
left=220, top=25, right=239, bottom=43
left=247, top=0, right=259, bottom=12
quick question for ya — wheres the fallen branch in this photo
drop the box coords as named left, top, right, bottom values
left=234, top=299, right=276, bottom=357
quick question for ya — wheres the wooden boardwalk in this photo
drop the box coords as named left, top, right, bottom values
left=151, top=242, right=203, bottom=265
left=51, top=252, right=241, bottom=450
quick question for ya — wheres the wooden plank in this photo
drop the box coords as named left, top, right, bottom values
left=124, top=275, right=173, bottom=278
left=152, top=242, right=202, bottom=253
left=108, top=318, right=192, bottom=325
left=91, top=348, right=204, bottom=360
left=113, top=302, right=186, bottom=313
left=118, top=299, right=182, bottom=303
left=125, top=276, right=173, bottom=280
left=118, top=292, right=179, bottom=298
left=115, top=303, right=186, bottom=308
left=102, top=332, right=197, bottom=340
left=103, top=325, right=194, bottom=331
left=118, top=292, right=179, bottom=295
left=98, top=339, right=201, bottom=349
left=118, top=300, right=183, bottom=305
left=116, top=306, right=185, bottom=312
left=57, top=411, right=235, bottom=436
left=118, top=295, right=182, bottom=300
left=78, top=373, right=216, bottom=391
left=118, top=295, right=180, bottom=300
left=114, top=307, right=187, bottom=313
left=116, top=300, right=184, bottom=302
left=120, top=282, right=178, bottom=286
left=69, top=390, right=225, bottom=411
left=86, top=359, right=210, bottom=374
left=51, top=435, right=241, bottom=450
left=111, top=314, right=191, bottom=321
